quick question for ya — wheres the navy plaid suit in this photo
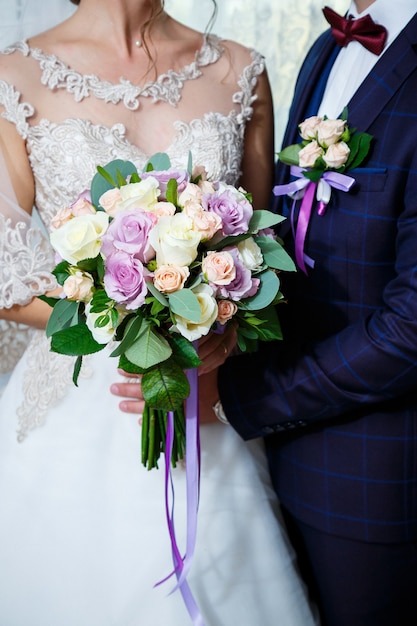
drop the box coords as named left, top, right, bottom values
left=219, top=13, right=417, bottom=625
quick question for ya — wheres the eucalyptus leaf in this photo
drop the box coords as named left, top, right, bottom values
left=46, top=299, right=80, bottom=337
left=146, top=280, right=169, bottom=307
left=142, top=360, right=189, bottom=410
left=249, top=209, right=285, bottom=232
left=168, top=289, right=201, bottom=323
left=255, top=236, right=297, bottom=272
left=241, top=270, right=280, bottom=311
left=124, top=322, right=172, bottom=369
left=50, top=324, right=105, bottom=356
left=145, top=153, right=172, bottom=171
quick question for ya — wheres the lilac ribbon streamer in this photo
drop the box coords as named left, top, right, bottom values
left=158, top=365, right=204, bottom=625
left=273, top=165, right=356, bottom=274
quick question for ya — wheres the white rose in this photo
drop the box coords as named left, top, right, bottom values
left=237, top=237, right=264, bottom=271
left=323, top=142, right=350, bottom=169
left=50, top=212, right=109, bottom=264
left=115, top=178, right=161, bottom=214
left=85, top=303, right=117, bottom=344
left=148, top=212, right=202, bottom=267
left=172, top=283, right=218, bottom=341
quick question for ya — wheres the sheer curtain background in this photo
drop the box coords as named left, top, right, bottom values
left=0, top=0, right=349, bottom=147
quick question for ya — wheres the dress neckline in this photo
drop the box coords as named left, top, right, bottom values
left=9, top=34, right=224, bottom=110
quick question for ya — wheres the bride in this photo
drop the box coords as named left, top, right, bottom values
left=0, top=0, right=319, bottom=624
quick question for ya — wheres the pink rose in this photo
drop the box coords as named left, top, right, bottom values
left=100, top=210, right=156, bottom=263
left=151, top=201, right=177, bottom=218
left=298, top=141, right=324, bottom=168
left=50, top=206, right=73, bottom=230
left=63, top=270, right=94, bottom=302
left=103, top=250, right=148, bottom=310
left=323, top=142, right=350, bottom=169
left=183, top=203, right=222, bottom=241
left=71, top=197, right=96, bottom=217
left=153, top=264, right=190, bottom=293
left=217, top=248, right=260, bottom=301
left=216, top=299, right=238, bottom=324
left=202, top=251, right=236, bottom=285
left=317, top=118, right=346, bottom=147
left=299, top=116, right=323, bottom=140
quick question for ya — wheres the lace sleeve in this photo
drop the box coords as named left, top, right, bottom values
left=0, top=149, right=56, bottom=309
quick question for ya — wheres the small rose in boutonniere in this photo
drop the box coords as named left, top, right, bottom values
left=273, top=107, right=373, bottom=273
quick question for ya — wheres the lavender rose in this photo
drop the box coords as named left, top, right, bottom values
left=203, top=184, right=253, bottom=236
left=103, top=250, right=148, bottom=310
left=141, top=168, right=190, bottom=198
left=100, top=210, right=156, bottom=263
left=216, top=248, right=260, bottom=301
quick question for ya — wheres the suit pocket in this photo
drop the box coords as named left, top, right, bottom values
left=349, top=167, right=387, bottom=193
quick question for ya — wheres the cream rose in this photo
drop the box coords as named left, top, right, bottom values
left=323, top=142, right=350, bottom=169
left=63, top=270, right=94, bottom=302
left=103, top=178, right=160, bottom=216
left=237, top=237, right=264, bottom=271
left=153, top=264, right=190, bottom=293
left=172, top=283, right=218, bottom=341
left=148, top=212, right=201, bottom=267
left=178, top=182, right=203, bottom=207
left=217, top=299, right=238, bottom=325
left=299, top=116, right=323, bottom=141
left=317, top=118, right=346, bottom=148
left=50, top=212, right=109, bottom=264
left=298, top=141, right=324, bottom=168
left=202, top=250, right=236, bottom=285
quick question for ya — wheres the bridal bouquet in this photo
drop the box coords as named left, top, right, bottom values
left=42, top=153, right=295, bottom=469
left=274, top=108, right=372, bottom=273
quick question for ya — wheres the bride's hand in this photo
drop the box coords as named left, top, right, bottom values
left=197, top=323, right=237, bottom=376
left=110, top=371, right=144, bottom=415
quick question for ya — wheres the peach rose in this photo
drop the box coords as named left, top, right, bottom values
left=50, top=206, right=73, bottom=230
left=63, top=270, right=94, bottom=302
left=71, top=197, right=96, bottom=217
left=299, top=116, right=323, bottom=141
left=323, top=142, right=350, bottom=169
left=99, top=188, right=123, bottom=217
left=153, top=264, right=190, bottom=293
left=183, top=202, right=222, bottom=241
left=298, top=141, right=324, bottom=168
left=202, top=251, right=236, bottom=285
left=317, top=118, right=346, bottom=147
left=217, top=299, right=238, bottom=325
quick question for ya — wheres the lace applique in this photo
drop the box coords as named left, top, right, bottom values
left=16, top=331, right=92, bottom=442
left=0, top=214, right=56, bottom=307
left=0, top=320, right=34, bottom=375
left=0, top=79, right=32, bottom=139
left=234, top=50, right=266, bottom=124
left=18, top=34, right=223, bottom=110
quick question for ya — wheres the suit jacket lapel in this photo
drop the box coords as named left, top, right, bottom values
left=347, top=13, right=417, bottom=132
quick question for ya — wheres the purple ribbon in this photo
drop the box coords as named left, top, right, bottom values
left=158, top=366, right=204, bottom=625
left=273, top=165, right=355, bottom=273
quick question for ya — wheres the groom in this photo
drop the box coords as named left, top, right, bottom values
left=217, top=1, right=417, bottom=625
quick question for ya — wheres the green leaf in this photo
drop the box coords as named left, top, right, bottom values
left=90, top=160, right=138, bottom=208
left=45, top=299, right=80, bottom=337
left=165, top=178, right=178, bottom=205
left=50, top=324, right=105, bottom=356
left=169, top=333, right=201, bottom=369
left=345, top=132, right=373, bottom=170
left=241, top=270, right=280, bottom=311
left=303, top=168, right=324, bottom=182
left=168, top=288, right=201, bottom=323
left=38, top=294, right=61, bottom=309
left=142, top=359, right=189, bottom=410
left=145, top=153, right=172, bottom=171
left=124, top=321, right=172, bottom=369
left=72, top=355, right=83, bottom=386
left=52, top=260, right=71, bottom=285
left=146, top=280, right=169, bottom=307
left=277, top=143, right=303, bottom=166
left=242, top=305, right=283, bottom=341
left=110, top=314, right=143, bottom=357
left=249, top=209, right=285, bottom=232
left=255, top=235, right=297, bottom=272
left=187, top=151, right=193, bottom=175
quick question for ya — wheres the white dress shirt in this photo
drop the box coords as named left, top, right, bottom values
left=318, top=0, right=416, bottom=119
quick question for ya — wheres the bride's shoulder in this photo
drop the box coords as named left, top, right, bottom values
left=0, top=42, right=31, bottom=83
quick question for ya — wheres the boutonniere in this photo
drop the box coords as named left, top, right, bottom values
left=273, top=107, right=373, bottom=273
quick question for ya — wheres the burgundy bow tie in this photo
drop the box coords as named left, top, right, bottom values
left=322, top=5, right=387, bottom=55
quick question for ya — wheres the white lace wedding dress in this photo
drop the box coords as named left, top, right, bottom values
left=0, top=35, right=318, bottom=626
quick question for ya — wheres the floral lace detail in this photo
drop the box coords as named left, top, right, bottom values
left=0, top=78, right=32, bottom=139
left=16, top=331, right=92, bottom=442
left=0, top=214, right=56, bottom=307
left=0, top=321, right=34, bottom=375
left=3, top=36, right=223, bottom=110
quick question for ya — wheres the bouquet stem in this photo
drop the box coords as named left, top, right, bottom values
left=141, top=404, right=186, bottom=470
